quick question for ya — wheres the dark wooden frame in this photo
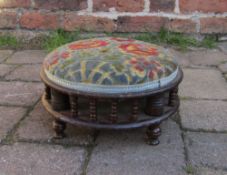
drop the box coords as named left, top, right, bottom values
left=40, top=67, right=183, bottom=145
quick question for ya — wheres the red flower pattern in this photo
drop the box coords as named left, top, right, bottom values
left=61, top=51, right=70, bottom=59
left=120, top=43, right=158, bottom=56
left=129, top=57, right=163, bottom=79
left=68, top=40, right=108, bottom=50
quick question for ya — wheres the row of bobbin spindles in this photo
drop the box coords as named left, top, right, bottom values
left=44, top=85, right=178, bottom=124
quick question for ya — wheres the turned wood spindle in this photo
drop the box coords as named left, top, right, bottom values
left=169, top=87, right=179, bottom=107
left=70, top=96, right=78, bottom=117
left=131, top=99, right=139, bottom=121
left=51, top=89, right=69, bottom=111
left=89, top=98, right=97, bottom=121
left=145, top=94, right=165, bottom=116
left=110, top=100, right=118, bottom=123
left=44, top=85, right=51, bottom=100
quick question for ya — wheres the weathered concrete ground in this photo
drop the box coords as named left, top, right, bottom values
left=0, top=44, right=227, bottom=175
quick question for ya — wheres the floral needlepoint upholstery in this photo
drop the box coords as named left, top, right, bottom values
left=43, top=37, right=179, bottom=94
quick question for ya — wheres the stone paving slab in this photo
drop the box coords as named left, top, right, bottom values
left=196, top=167, right=227, bottom=175
left=5, top=64, right=41, bottom=81
left=180, top=100, right=227, bottom=132
left=218, top=42, right=227, bottom=55
left=185, top=132, right=227, bottom=169
left=179, top=68, right=227, bottom=99
left=224, top=73, right=227, bottom=80
left=0, top=143, right=86, bottom=175
left=0, top=50, right=13, bottom=63
left=0, top=81, right=43, bottom=106
left=186, top=49, right=227, bottom=66
left=15, top=102, right=95, bottom=146
left=0, top=64, right=16, bottom=77
left=87, top=120, right=186, bottom=175
left=6, top=50, right=47, bottom=64
left=218, top=62, right=227, bottom=74
left=170, top=49, right=191, bottom=67
left=0, top=106, right=27, bottom=142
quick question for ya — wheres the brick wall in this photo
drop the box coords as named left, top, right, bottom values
left=0, top=0, right=227, bottom=34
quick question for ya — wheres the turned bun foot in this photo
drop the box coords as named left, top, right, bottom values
left=53, top=119, right=66, bottom=139
left=146, top=124, right=161, bottom=146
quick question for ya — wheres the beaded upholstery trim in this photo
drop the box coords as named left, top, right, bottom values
left=44, top=67, right=178, bottom=94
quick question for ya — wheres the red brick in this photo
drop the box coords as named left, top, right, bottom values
left=64, top=13, right=116, bottom=32
left=0, top=11, right=17, bottom=29
left=180, top=0, right=227, bottom=13
left=200, top=17, right=227, bottom=33
left=117, top=16, right=167, bottom=32
left=93, top=0, right=144, bottom=12
left=19, top=12, right=60, bottom=30
left=34, top=0, right=87, bottom=10
left=0, top=0, right=30, bottom=8
left=167, top=19, right=197, bottom=33
left=150, top=0, right=175, bottom=12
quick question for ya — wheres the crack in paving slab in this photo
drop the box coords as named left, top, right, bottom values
left=1, top=98, right=40, bottom=145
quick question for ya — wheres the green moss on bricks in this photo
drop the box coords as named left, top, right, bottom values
left=43, top=28, right=217, bottom=52
left=42, top=29, right=81, bottom=52
left=0, top=35, right=19, bottom=49
left=134, top=28, right=217, bottom=50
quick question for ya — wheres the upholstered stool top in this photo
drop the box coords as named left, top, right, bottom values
left=43, top=37, right=179, bottom=94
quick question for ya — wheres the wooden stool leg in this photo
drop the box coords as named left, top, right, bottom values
left=146, top=124, right=161, bottom=145
left=169, top=86, right=179, bottom=107
left=145, top=94, right=164, bottom=145
left=53, top=119, right=66, bottom=139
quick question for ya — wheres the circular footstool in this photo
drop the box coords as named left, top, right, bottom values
left=40, top=37, right=183, bottom=145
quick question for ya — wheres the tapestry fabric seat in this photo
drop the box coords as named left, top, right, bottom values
left=43, top=37, right=179, bottom=94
